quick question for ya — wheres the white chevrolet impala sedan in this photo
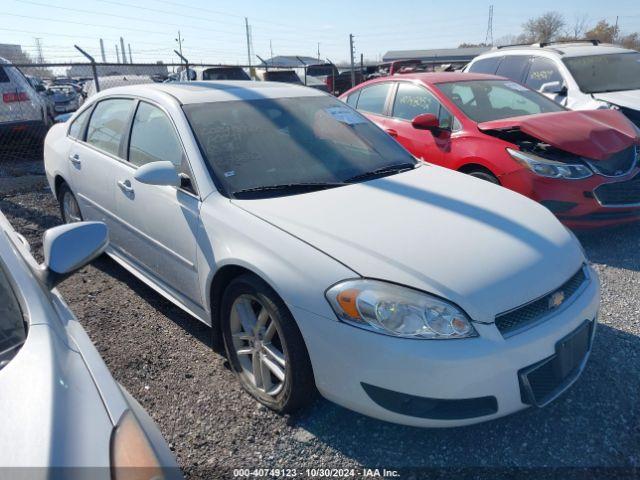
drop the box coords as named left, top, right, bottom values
left=44, top=81, right=600, bottom=427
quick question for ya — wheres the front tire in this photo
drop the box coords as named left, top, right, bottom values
left=57, top=182, right=83, bottom=223
left=466, top=169, right=499, bottom=184
left=221, top=274, right=315, bottom=413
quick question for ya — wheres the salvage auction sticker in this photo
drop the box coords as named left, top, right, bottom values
left=233, top=468, right=400, bottom=477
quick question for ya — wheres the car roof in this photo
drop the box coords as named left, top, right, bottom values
left=363, top=72, right=504, bottom=85
left=480, top=43, right=634, bottom=58
left=94, top=81, right=325, bottom=104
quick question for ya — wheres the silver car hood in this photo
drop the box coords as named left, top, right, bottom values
left=233, top=165, right=584, bottom=322
left=592, top=89, right=640, bottom=111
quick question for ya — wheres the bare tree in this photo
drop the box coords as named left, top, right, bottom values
left=522, top=12, right=566, bottom=43
left=569, top=13, right=590, bottom=39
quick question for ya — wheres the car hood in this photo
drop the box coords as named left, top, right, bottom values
left=478, top=110, right=639, bottom=161
left=232, top=166, right=584, bottom=322
left=592, top=89, right=640, bottom=111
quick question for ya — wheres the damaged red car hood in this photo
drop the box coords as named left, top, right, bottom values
left=478, top=110, right=639, bottom=161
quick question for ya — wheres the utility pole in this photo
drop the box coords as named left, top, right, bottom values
left=99, top=38, right=106, bottom=62
left=128, top=43, right=133, bottom=63
left=614, top=15, right=619, bottom=42
left=317, top=42, right=321, bottom=62
left=245, top=17, right=252, bottom=67
left=349, top=34, right=356, bottom=87
left=176, top=30, right=183, bottom=59
left=119, top=37, right=126, bottom=63
left=485, top=5, right=494, bottom=46
left=115, top=44, right=120, bottom=63
left=34, top=37, right=44, bottom=64
left=270, top=40, right=274, bottom=59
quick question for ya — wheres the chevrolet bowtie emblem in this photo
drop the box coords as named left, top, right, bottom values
left=549, top=291, right=565, bottom=309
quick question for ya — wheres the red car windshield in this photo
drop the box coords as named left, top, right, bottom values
left=437, top=80, right=565, bottom=123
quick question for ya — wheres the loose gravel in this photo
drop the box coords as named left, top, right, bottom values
left=1, top=187, right=638, bottom=479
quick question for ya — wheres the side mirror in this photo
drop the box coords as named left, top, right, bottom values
left=540, top=81, right=567, bottom=96
left=134, top=161, right=180, bottom=187
left=412, top=113, right=440, bottom=131
left=38, top=222, right=108, bottom=288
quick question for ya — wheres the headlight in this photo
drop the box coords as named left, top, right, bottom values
left=325, top=279, right=477, bottom=339
left=507, top=148, right=592, bottom=180
left=110, top=410, right=163, bottom=480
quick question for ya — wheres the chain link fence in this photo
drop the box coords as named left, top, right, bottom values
left=1, top=60, right=358, bottom=165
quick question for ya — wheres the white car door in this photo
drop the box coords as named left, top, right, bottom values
left=111, top=100, right=202, bottom=307
left=67, top=99, right=135, bottom=231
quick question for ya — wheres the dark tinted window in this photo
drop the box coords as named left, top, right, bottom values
left=468, top=57, right=501, bottom=74
left=495, top=55, right=530, bottom=82
left=129, top=102, right=184, bottom=168
left=68, top=108, right=92, bottom=140
left=307, top=65, right=339, bottom=77
left=0, top=67, right=9, bottom=83
left=202, top=67, right=250, bottom=81
left=356, top=83, right=391, bottom=115
left=525, top=57, right=563, bottom=90
left=264, top=71, right=302, bottom=83
left=86, top=99, right=134, bottom=157
left=392, top=83, right=439, bottom=120
left=0, top=263, right=25, bottom=369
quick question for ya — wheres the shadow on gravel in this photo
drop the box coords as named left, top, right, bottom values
left=93, top=256, right=212, bottom=348
left=576, top=222, right=640, bottom=272
left=289, top=323, right=639, bottom=469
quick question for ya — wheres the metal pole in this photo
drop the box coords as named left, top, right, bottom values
left=176, top=30, right=183, bottom=59
left=349, top=34, right=356, bottom=88
left=99, top=38, right=106, bottom=62
left=174, top=50, right=189, bottom=81
left=245, top=18, right=252, bottom=67
left=120, top=37, right=126, bottom=64
left=74, top=45, right=100, bottom=93
left=115, top=45, right=120, bottom=63
left=128, top=44, right=133, bottom=63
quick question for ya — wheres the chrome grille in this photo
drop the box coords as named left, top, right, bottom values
left=495, top=267, right=588, bottom=336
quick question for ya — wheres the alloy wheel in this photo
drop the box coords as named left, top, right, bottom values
left=62, top=191, right=82, bottom=223
left=229, top=294, right=287, bottom=396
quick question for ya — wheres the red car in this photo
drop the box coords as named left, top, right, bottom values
left=340, top=72, right=640, bottom=228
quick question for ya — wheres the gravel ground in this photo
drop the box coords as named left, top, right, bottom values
left=1, top=187, right=638, bottom=479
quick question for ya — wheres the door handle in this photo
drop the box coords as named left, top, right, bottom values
left=69, top=153, right=81, bottom=166
left=385, top=129, right=398, bottom=138
left=117, top=179, right=134, bottom=194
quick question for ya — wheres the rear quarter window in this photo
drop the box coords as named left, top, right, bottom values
left=356, top=83, right=392, bottom=115
left=468, top=57, right=501, bottom=75
left=0, top=67, right=9, bottom=83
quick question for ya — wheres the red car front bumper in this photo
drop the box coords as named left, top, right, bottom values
left=500, top=167, right=640, bottom=229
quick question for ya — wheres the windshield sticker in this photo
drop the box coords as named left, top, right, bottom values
left=324, top=106, right=366, bottom=125
left=504, top=81, right=529, bottom=92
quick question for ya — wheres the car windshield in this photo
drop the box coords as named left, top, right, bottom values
left=437, top=79, right=565, bottom=122
left=183, top=96, right=416, bottom=197
left=563, top=53, right=640, bottom=94
left=0, top=263, right=26, bottom=370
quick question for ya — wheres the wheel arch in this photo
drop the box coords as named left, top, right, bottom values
left=457, top=162, right=500, bottom=183
left=53, top=174, right=67, bottom=198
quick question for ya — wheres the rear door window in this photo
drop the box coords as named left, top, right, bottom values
left=356, top=83, right=392, bottom=115
left=495, top=55, right=531, bottom=83
left=467, top=57, right=501, bottom=75
left=345, top=91, right=360, bottom=107
left=525, top=57, right=564, bottom=90
left=86, top=99, right=134, bottom=157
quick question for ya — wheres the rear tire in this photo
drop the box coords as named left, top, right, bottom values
left=57, top=182, right=83, bottom=223
left=466, top=169, right=499, bottom=185
left=221, top=274, right=316, bottom=413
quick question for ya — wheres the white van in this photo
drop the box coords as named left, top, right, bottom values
left=0, top=57, right=50, bottom=141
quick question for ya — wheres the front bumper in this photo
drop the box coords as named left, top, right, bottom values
left=500, top=167, right=640, bottom=229
left=291, top=266, right=600, bottom=427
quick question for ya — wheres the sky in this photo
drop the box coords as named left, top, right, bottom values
left=3, top=0, right=640, bottom=66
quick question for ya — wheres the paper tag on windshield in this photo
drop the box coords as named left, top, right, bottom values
left=504, top=81, right=529, bottom=92
left=325, top=106, right=366, bottom=125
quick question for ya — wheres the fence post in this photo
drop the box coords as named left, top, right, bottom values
left=174, top=50, right=189, bottom=81
left=74, top=45, right=100, bottom=93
